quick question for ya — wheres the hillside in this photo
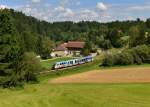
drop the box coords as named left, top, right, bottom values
left=1, top=0, right=150, bottom=106
left=0, top=8, right=150, bottom=87
left=6, top=9, right=150, bottom=52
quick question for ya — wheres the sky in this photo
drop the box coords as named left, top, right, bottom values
left=0, top=0, right=150, bottom=22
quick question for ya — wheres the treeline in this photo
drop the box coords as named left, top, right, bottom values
left=7, top=9, right=150, bottom=51
left=102, top=20, right=150, bottom=66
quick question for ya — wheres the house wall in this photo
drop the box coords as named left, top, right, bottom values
left=68, top=49, right=82, bottom=56
left=53, top=50, right=69, bottom=57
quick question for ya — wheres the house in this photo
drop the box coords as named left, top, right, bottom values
left=66, top=41, right=85, bottom=56
left=52, top=43, right=68, bottom=57
left=52, top=41, right=85, bottom=57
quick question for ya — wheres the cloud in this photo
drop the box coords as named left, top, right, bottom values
left=0, top=5, right=9, bottom=9
left=128, top=5, right=150, bottom=11
left=63, top=8, right=74, bottom=17
left=96, top=2, right=107, bottom=11
left=32, top=0, right=41, bottom=3
left=80, top=9, right=98, bottom=18
left=12, top=0, right=150, bottom=22
left=60, top=0, right=69, bottom=7
left=54, top=6, right=65, bottom=12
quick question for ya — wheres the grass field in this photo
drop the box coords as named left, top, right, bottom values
left=0, top=54, right=150, bottom=107
left=1, top=84, right=150, bottom=107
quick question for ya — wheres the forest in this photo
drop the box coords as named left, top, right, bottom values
left=4, top=9, right=150, bottom=51
left=0, top=8, right=150, bottom=87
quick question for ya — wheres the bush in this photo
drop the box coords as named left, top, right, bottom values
left=115, top=52, right=134, bottom=65
left=129, top=49, right=142, bottom=64
left=21, top=52, right=42, bottom=82
left=102, top=54, right=114, bottom=66
left=82, top=49, right=90, bottom=56
left=102, top=45, right=150, bottom=66
left=134, top=45, right=150, bottom=63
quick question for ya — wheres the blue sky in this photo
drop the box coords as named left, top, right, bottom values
left=0, top=0, right=150, bottom=22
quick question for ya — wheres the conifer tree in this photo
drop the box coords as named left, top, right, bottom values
left=0, top=9, right=23, bottom=87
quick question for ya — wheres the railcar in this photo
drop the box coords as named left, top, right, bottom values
left=52, top=56, right=93, bottom=70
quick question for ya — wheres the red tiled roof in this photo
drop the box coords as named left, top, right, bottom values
left=66, top=41, right=85, bottom=49
left=55, top=41, right=85, bottom=51
left=55, top=43, right=67, bottom=51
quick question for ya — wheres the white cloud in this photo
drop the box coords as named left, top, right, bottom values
left=0, top=5, right=9, bottom=9
left=63, top=8, right=74, bottom=17
left=96, top=2, right=107, bottom=11
left=128, top=5, right=150, bottom=11
left=126, top=16, right=134, bottom=20
left=32, top=0, right=41, bottom=3
left=60, top=0, right=69, bottom=7
left=12, top=0, right=150, bottom=22
left=54, top=6, right=65, bottom=12
left=81, top=9, right=98, bottom=18
left=25, top=7, right=32, bottom=13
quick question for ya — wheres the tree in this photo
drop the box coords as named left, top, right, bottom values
left=0, top=10, right=44, bottom=87
left=146, top=18, right=150, bottom=28
left=37, top=36, right=54, bottom=59
left=81, top=40, right=92, bottom=56
left=102, top=54, right=114, bottom=66
left=108, top=29, right=123, bottom=48
left=129, top=25, right=146, bottom=47
left=21, top=30, right=38, bottom=52
left=102, top=45, right=150, bottom=66
left=20, top=52, right=42, bottom=82
left=102, top=40, right=112, bottom=50
left=0, top=9, right=23, bottom=87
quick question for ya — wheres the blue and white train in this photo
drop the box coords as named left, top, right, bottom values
left=52, top=56, right=93, bottom=70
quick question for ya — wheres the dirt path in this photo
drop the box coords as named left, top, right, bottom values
left=50, top=67, right=150, bottom=84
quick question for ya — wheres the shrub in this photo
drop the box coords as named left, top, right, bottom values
left=102, top=45, right=150, bottom=66
left=102, top=54, right=114, bottom=66
left=134, top=45, right=150, bottom=63
left=129, top=49, right=142, bottom=64
left=21, top=52, right=42, bottom=82
left=115, top=52, right=134, bottom=65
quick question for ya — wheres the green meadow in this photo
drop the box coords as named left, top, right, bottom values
left=1, top=84, right=150, bottom=107
left=0, top=55, right=150, bottom=107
